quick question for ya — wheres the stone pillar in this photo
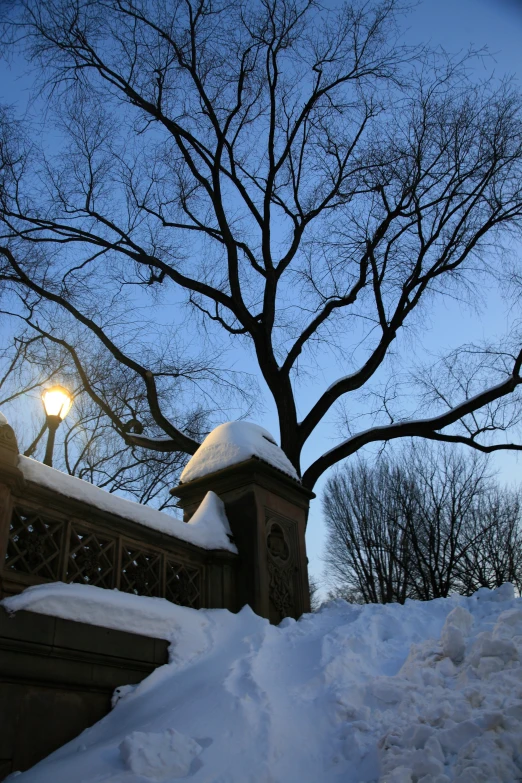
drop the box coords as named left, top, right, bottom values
left=0, top=421, right=24, bottom=595
left=171, top=458, right=314, bottom=623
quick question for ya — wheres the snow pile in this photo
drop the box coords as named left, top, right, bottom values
left=180, top=421, right=299, bottom=483
left=3, top=584, right=522, bottom=782
left=17, top=456, right=236, bottom=552
left=120, top=729, right=203, bottom=779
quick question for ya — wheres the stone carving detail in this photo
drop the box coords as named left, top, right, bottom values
left=67, top=525, right=116, bottom=588
left=5, top=505, right=203, bottom=609
left=0, top=424, right=18, bottom=452
left=7, top=508, right=62, bottom=579
left=121, top=544, right=162, bottom=597
left=165, top=560, right=201, bottom=608
left=0, top=423, right=20, bottom=468
left=266, top=513, right=299, bottom=623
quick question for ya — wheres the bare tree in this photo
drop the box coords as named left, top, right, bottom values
left=400, top=447, right=489, bottom=600
left=42, top=394, right=203, bottom=511
left=308, top=574, right=322, bottom=612
left=323, top=458, right=413, bottom=603
left=1, top=0, right=522, bottom=489
left=455, top=486, right=522, bottom=594
left=323, top=443, right=522, bottom=602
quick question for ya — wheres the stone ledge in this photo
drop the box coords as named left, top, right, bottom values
left=0, top=607, right=169, bottom=779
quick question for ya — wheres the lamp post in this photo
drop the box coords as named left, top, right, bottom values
left=42, top=385, right=73, bottom=467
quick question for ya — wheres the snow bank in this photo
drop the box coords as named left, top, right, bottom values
left=180, top=421, right=299, bottom=483
left=17, top=456, right=236, bottom=553
left=120, top=728, right=203, bottom=779
left=6, top=584, right=522, bottom=782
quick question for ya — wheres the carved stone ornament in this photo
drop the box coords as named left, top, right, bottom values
left=7, top=510, right=62, bottom=579
left=266, top=514, right=297, bottom=623
left=0, top=423, right=19, bottom=462
left=166, top=561, right=201, bottom=608
left=76, top=548, right=103, bottom=578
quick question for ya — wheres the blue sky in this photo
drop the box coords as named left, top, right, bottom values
left=1, top=0, right=522, bottom=590
left=303, top=0, right=522, bottom=586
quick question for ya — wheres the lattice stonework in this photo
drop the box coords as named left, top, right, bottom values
left=67, top=525, right=117, bottom=588
left=6, top=507, right=63, bottom=580
left=4, top=504, right=206, bottom=608
left=120, top=542, right=162, bottom=597
left=165, top=559, right=201, bottom=608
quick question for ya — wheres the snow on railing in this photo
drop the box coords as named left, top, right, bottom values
left=0, top=414, right=237, bottom=610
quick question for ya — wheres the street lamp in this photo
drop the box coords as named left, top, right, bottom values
left=42, top=385, right=73, bottom=467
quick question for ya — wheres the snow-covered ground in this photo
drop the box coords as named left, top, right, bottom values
left=3, top=583, right=522, bottom=782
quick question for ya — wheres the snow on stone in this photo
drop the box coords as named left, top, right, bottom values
left=6, top=584, right=522, bottom=782
left=17, top=455, right=236, bottom=553
left=187, top=491, right=236, bottom=551
left=0, top=410, right=8, bottom=425
left=180, top=421, right=299, bottom=483
left=2, top=582, right=180, bottom=640
left=1, top=583, right=210, bottom=661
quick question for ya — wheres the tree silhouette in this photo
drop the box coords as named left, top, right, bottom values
left=1, top=1, right=522, bottom=489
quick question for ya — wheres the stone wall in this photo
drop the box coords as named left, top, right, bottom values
left=0, top=607, right=168, bottom=778
left=0, top=424, right=238, bottom=609
left=0, top=420, right=238, bottom=779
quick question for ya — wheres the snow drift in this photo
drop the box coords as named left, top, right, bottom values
left=3, top=584, right=522, bottom=782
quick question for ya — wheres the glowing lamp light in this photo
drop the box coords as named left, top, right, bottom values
left=41, top=385, right=73, bottom=467
left=42, top=385, right=73, bottom=421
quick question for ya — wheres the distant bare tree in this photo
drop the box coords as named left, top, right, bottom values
left=323, top=443, right=521, bottom=602
left=0, top=1, right=522, bottom=491
left=455, top=486, right=522, bottom=594
left=401, top=446, right=489, bottom=600
left=326, top=586, right=366, bottom=604
left=323, top=458, right=413, bottom=603
left=308, top=574, right=322, bottom=612
left=44, top=395, right=203, bottom=511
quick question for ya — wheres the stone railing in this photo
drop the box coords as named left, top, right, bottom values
left=0, top=422, right=238, bottom=612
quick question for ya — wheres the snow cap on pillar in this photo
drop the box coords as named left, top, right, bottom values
left=179, top=421, right=299, bottom=484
